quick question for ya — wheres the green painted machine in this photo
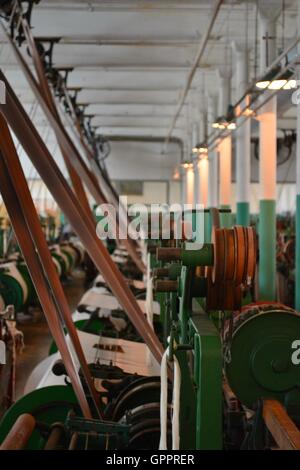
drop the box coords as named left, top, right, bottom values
left=1, top=210, right=300, bottom=450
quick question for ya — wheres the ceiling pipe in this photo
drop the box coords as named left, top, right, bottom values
left=162, top=0, right=224, bottom=153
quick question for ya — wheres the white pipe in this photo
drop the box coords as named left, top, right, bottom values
left=259, top=11, right=277, bottom=72
left=218, top=71, right=231, bottom=116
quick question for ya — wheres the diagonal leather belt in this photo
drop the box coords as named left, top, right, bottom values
left=0, top=70, right=164, bottom=366
left=0, top=114, right=95, bottom=419
left=1, top=19, right=145, bottom=273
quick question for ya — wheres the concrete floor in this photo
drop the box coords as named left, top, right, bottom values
left=15, top=276, right=86, bottom=399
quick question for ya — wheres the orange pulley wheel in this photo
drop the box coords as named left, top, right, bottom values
left=211, top=226, right=225, bottom=284
left=233, top=226, right=247, bottom=286
left=224, top=228, right=235, bottom=281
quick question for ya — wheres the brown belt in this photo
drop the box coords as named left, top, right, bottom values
left=0, top=70, right=164, bottom=367
left=0, top=115, right=96, bottom=418
left=2, top=19, right=145, bottom=273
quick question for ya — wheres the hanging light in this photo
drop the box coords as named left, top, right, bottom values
left=283, top=79, right=297, bottom=90
left=181, top=160, right=193, bottom=169
left=256, top=65, right=295, bottom=91
left=212, top=117, right=236, bottom=131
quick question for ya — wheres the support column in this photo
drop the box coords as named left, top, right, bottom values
left=233, top=43, right=251, bottom=226
left=192, top=121, right=200, bottom=206
left=257, top=9, right=277, bottom=301
left=207, top=94, right=218, bottom=209
left=219, top=135, right=232, bottom=227
left=258, top=97, right=277, bottom=301
left=198, top=158, right=208, bottom=208
left=218, top=69, right=232, bottom=227
left=186, top=166, right=195, bottom=206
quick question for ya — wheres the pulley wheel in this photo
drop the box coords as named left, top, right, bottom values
left=233, top=226, right=247, bottom=286
left=225, top=304, right=300, bottom=409
left=211, top=227, right=225, bottom=284
left=224, top=229, right=235, bottom=281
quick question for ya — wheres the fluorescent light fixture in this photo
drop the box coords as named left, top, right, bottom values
left=256, top=80, right=270, bottom=89
left=283, top=79, right=297, bottom=90
left=268, top=79, right=287, bottom=90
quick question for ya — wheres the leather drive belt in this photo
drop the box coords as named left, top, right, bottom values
left=0, top=71, right=164, bottom=367
left=0, top=113, right=100, bottom=419
left=2, top=19, right=145, bottom=274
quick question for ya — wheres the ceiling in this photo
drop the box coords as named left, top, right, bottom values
left=0, top=0, right=298, bottom=179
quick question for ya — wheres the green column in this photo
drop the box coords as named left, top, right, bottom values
left=236, top=201, right=250, bottom=227
left=295, top=195, right=300, bottom=311
left=204, top=212, right=212, bottom=243
left=259, top=200, right=276, bottom=301
left=219, top=204, right=232, bottom=228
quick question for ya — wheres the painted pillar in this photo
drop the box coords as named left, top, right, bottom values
left=207, top=94, right=218, bottom=209
left=257, top=9, right=277, bottom=301
left=186, top=166, right=195, bottom=206
left=233, top=43, right=251, bottom=226
left=295, top=5, right=300, bottom=310
left=181, top=140, right=188, bottom=205
left=192, top=121, right=200, bottom=206
left=219, top=136, right=232, bottom=227
left=198, top=157, right=209, bottom=208
left=218, top=69, right=232, bottom=227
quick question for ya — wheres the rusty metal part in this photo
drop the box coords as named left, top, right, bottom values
left=233, top=226, right=247, bottom=286
left=156, top=247, right=182, bottom=262
left=211, top=227, right=225, bottom=284
left=0, top=121, right=94, bottom=418
left=154, top=280, right=179, bottom=292
left=263, top=399, right=300, bottom=450
left=0, top=413, right=36, bottom=450
left=0, top=73, right=164, bottom=366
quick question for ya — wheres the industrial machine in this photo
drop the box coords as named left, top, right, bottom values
left=0, top=209, right=299, bottom=450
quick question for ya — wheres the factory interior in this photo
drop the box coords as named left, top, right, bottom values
left=1, top=0, right=300, bottom=453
